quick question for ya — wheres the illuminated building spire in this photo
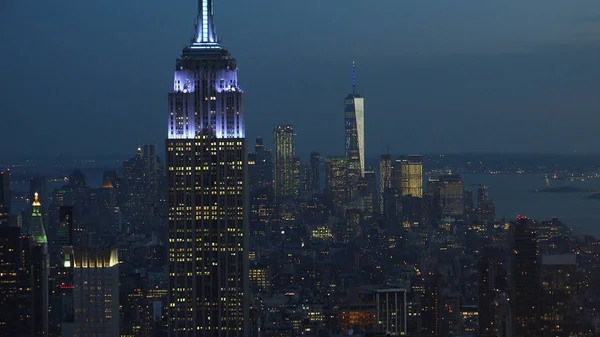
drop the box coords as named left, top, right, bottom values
left=30, top=192, right=47, bottom=244
left=352, top=61, right=356, bottom=96
left=194, top=0, right=218, bottom=44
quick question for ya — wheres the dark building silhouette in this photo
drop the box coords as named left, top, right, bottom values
left=540, top=254, right=577, bottom=337
left=478, top=246, right=508, bottom=336
left=512, top=216, right=540, bottom=337
left=477, top=184, right=496, bottom=223
left=427, top=175, right=464, bottom=219
left=0, top=225, right=48, bottom=336
left=310, top=152, right=321, bottom=193
left=421, top=276, right=440, bottom=336
left=0, top=170, right=10, bottom=226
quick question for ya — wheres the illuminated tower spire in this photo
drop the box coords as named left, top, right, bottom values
left=30, top=192, right=47, bottom=244
left=194, top=0, right=218, bottom=44
left=352, top=61, right=356, bottom=96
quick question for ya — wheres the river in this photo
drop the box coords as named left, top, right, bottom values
left=461, top=173, right=600, bottom=237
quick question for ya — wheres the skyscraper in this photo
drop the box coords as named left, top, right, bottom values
left=540, top=254, right=577, bottom=337
left=309, top=152, right=320, bottom=193
left=478, top=246, right=508, bottom=337
left=0, top=226, right=25, bottom=335
left=325, top=157, right=348, bottom=212
left=72, top=247, right=119, bottom=337
left=345, top=62, right=365, bottom=193
left=399, top=155, right=423, bottom=198
left=512, top=216, right=539, bottom=337
left=0, top=170, right=10, bottom=226
left=477, top=184, right=496, bottom=223
left=379, top=155, right=392, bottom=214
left=428, top=175, right=464, bottom=219
left=254, top=137, right=273, bottom=194
left=29, top=193, right=49, bottom=337
left=274, top=125, right=296, bottom=201
left=166, top=0, right=249, bottom=335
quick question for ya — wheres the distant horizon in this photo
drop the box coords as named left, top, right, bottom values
left=2, top=151, right=600, bottom=163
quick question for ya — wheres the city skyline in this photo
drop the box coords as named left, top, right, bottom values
left=4, top=1, right=600, bottom=334
left=3, top=1, right=600, bottom=156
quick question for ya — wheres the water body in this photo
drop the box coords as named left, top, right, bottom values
left=462, top=173, right=600, bottom=237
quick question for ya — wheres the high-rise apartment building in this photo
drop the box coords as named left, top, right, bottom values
left=345, top=63, right=365, bottom=193
left=274, top=125, right=296, bottom=200
left=379, top=155, right=392, bottom=214
left=512, top=216, right=539, bottom=337
left=0, top=170, right=10, bottom=226
left=166, top=0, right=249, bottom=335
left=72, top=247, right=119, bottom=337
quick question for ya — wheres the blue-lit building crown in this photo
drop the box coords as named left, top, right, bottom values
left=167, top=0, right=244, bottom=140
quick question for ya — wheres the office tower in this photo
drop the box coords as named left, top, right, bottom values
left=142, top=144, right=163, bottom=204
left=363, top=170, right=378, bottom=215
left=401, top=195, right=422, bottom=226
left=421, top=276, right=440, bottom=336
left=376, top=288, right=408, bottom=336
left=254, top=137, right=273, bottom=193
left=398, top=155, right=423, bottom=198
left=123, top=145, right=164, bottom=232
left=379, top=155, right=392, bottom=214
left=72, top=247, right=119, bottom=336
left=0, top=226, right=25, bottom=335
left=478, top=246, right=508, bottom=337
left=0, top=169, right=9, bottom=226
left=293, top=157, right=300, bottom=198
left=477, top=184, right=496, bottom=223
left=345, top=62, right=365, bottom=192
left=382, top=187, right=401, bottom=223
left=512, top=216, right=539, bottom=337
left=57, top=206, right=74, bottom=246
left=55, top=211, right=75, bottom=337
left=0, top=227, right=52, bottom=336
left=274, top=125, right=296, bottom=201
left=30, top=193, right=49, bottom=336
left=166, top=0, right=249, bottom=334
left=248, top=151, right=257, bottom=195
left=463, top=189, right=475, bottom=219
left=428, top=175, right=464, bottom=219
left=325, top=157, right=348, bottom=212
left=309, top=152, right=320, bottom=193
left=300, top=163, right=311, bottom=198
left=540, top=254, right=577, bottom=337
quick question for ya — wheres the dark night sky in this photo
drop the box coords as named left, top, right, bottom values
left=2, top=0, right=600, bottom=158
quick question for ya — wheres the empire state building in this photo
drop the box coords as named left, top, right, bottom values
left=166, top=0, right=248, bottom=335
